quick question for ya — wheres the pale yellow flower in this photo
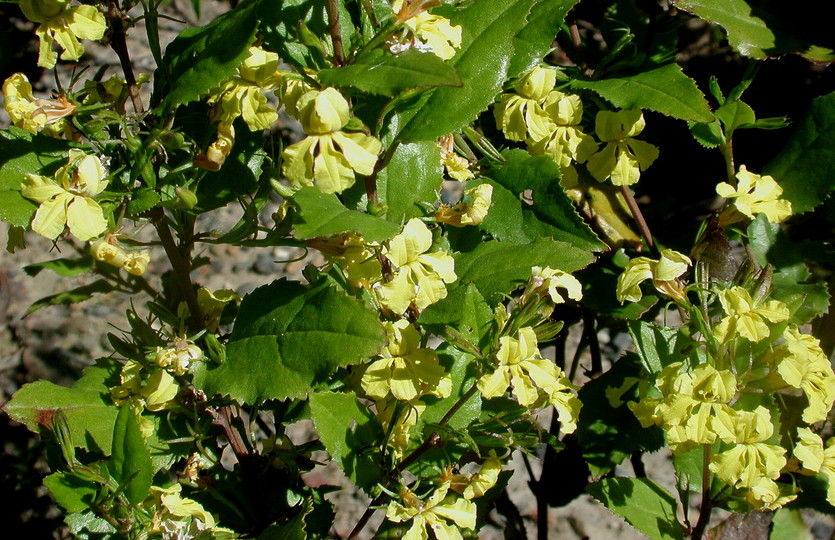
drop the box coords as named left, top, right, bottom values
left=20, top=0, right=107, bottom=69
left=493, top=66, right=558, bottom=142
left=709, top=407, right=786, bottom=489
left=434, top=184, right=493, bottom=227
left=713, top=286, right=790, bottom=344
left=21, top=149, right=109, bottom=241
left=393, top=0, right=462, bottom=60
left=386, top=482, right=477, bottom=540
left=772, top=327, right=835, bottom=424
left=3, top=73, right=76, bottom=135
left=282, top=88, right=382, bottom=194
left=716, top=165, right=792, bottom=225
left=586, top=109, right=659, bottom=186
left=616, top=249, right=691, bottom=303
left=528, top=91, right=597, bottom=167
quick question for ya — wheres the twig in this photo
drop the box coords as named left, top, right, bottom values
left=620, top=185, right=657, bottom=255
left=568, top=19, right=591, bottom=78
left=106, top=3, right=144, bottom=114
left=690, top=444, right=713, bottom=540
left=150, top=207, right=203, bottom=331
left=326, top=0, right=346, bottom=66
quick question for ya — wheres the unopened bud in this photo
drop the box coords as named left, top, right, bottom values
left=91, top=238, right=128, bottom=267
left=173, top=186, right=198, bottom=210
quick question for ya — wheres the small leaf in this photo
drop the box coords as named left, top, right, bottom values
left=419, top=283, right=493, bottom=350
left=571, top=63, right=714, bottom=123
left=292, top=187, right=401, bottom=242
left=587, top=477, right=686, bottom=540
left=28, top=279, right=115, bottom=313
left=319, top=49, right=462, bottom=97
left=309, top=391, right=383, bottom=492
left=108, top=405, right=153, bottom=505
left=628, top=322, right=689, bottom=375
left=688, top=120, right=723, bottom=148
left=715, top=100, right=756, bottom=135
left=193, top=279, right=386, bottom=404
left=765, top=92, right=835, bottom=214
left=672, top=0, right=834, bottom=61
left=24, top=256, right=94, bottom=278
left=44, top=472, right=100, bottom=514
left=394, top=0, right=538, bottom=142
left=453, top=238, right=596, bottom=304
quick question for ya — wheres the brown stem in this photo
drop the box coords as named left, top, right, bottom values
left=620, top=185, right=657, bottom=255
left=107, top=4, right=144, bottom=114
left=326, top=0, right=346, bottom=66
left=150, top=207, right=203, bottom=331
left=210, top=406, right=250, bottom=459
left=690, top=444, right=713, bottom=540
left=568, top=20, right=591, bottom=78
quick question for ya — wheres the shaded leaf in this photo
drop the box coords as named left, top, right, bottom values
left=765, top=92, right=835, bottom=214
left=309, top=391, right=383, bottom=492
left=24, top=256, right=94, bottom=278
left=508, top=0, right=581, bottom=77
left=194, top=279, right=386, bottom=404
left=28, top=279, right=115, bottom=313
left=377, top=140, right=444, bottom=224
left=587, top=477, right=686, bottom=540
left=571, top=63, right=714, bottom=123
left=43, top=472, right=99, bottom=514
left=672, top=0, right=835, bottom=61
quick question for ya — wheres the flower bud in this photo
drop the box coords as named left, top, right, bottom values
left=91, top=238, right=128, bottom=267
left=19, top=0, right=70, bottom=22
left=173, top=186, right=198, bottom=210
left=124, top=253, right=150, bottom=276
left=296, top=88, right=350, bottom=134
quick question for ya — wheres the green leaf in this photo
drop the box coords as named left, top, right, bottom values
left=394, top=0, right=537, bottom=142
left=292, top=187, right=401, bottom=242
left=377, top=140, right=444, bottom=224
left=453, top=238, right=596, bottom=304
left=484, top=149, right=605, bottom=252
left=688, top=120, right=723, bottom=148
left=771, top=508, right=812, bottom=540
left=577, top=354, right=664, bottom=476
left=765, top=93, right=835, bottom=214
left=197, top=119, right=267, bottom=212
left=44, top=472, right=99, bottom=514
left=587, top=477, right=686, bottom=540
left=154, top=0, right=261, bottom=114
left=0, top=127, right=70, bottom=227
left=3, top=363, right=120, bottom=454
left=24, top=256, right=94, bottom=278
left=28, top=279, right=115, bottom=313
left=194, top=279, right=386, bottom=404
left=507, top=0, right=581, bottom=77
left=108, top=406, right=152, bottom=505
left=715, top=99, right=756, bottom=135
left=628, top=322, right=690, bottom=375
left=309, top=391, right=383, bottom=492
left=318, top=49, right=462, bottom=97
left=419, top=283, right=494, bottom=351
left=570, top=63, right=714, bottom=123
left=672, top=0, right=834, bottom=61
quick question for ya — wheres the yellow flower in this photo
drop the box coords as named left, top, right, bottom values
left=528, top=91, right=597, bottom=167
left=478, top=327, right=565, bottom=407
left=393, top=0, right=462, bottom=60
left=713, top=286, right=790, bottom=344
left=90, top=237, right=150, bottom=276
left=586, top=109, right=659, bottom=186
left=361, top=319, right=451, bottom=401
left=20, top=0, right=107, bottom=69
left=645, top=363, right=738, bottom=454
left=3, top=73, right=76, bottom=135
left=493, top=66, right=557, bottom=142
left=310, top=233, right=382, bottom=289
left=772, top=327, right=835, bottom=424
left=744, top=478, right=797, bottom=510
left=376, top=218, right=456, bottom=314
left=438, top=135, right=473, bottom=181
left=196, top=288, right=240, bottom=331
left=793, top=429, right=835, bottom=507
left=616, top=249, right=691, bottom=303
left=385, top=482, right=477, bottom=540
left=709, top=407, right=786, bottom=489
left=155, top=339, right=203, bottom=376
left=521, top=266, right=583, bottom=305
left=21, top=149, right=109, bottom=241
left=140, top=368, right=179, bottom=412
left=434, top=184, right=493, bottom=227
left=194, top=122, right=235, bottom=171
left=282, top=88, right=382, bottom=194
left=716, top=165, right=792, bottom=225
left=149, top=484, right=218, bottom=532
